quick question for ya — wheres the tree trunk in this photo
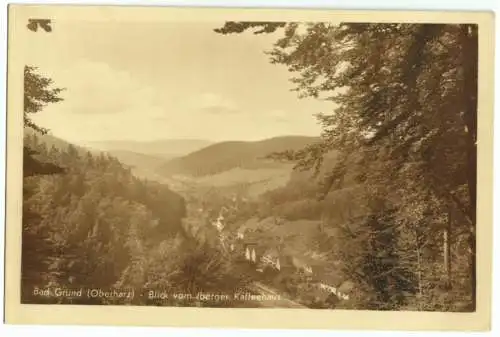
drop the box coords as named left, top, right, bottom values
left=460, top=24, right=478, bottom=311
left=443, top=208, right=452, bottom=288
left=415, top=228, right=423, bottom=310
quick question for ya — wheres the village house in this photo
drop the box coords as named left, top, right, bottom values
left=259, top=248, right=282, bottom=271
left=212, top=213, right=225, bottom=232
left=287, top=255, right=316, bottom=276
left=315, top=279, right=354, bottom=301
left=243, top=242, right=259, bottom=264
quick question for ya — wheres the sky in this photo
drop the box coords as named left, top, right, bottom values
left=21, top=19, right=333, bottom=144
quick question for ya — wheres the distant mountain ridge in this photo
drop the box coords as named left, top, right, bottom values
left=158, top=135, right=320, bottom=177
left=24, top=132, right=325, bottom=199
left=101, top=150, right=166, bottom=171
left=86, top=139, right=213, bottom=159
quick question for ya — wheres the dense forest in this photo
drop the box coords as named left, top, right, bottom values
left=21, top=23, right=250, bottom=305
left=22, top=126, right=254, bottom=306
left=213, top=22, right=478, bottom=311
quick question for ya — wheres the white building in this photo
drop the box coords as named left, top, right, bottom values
left=318, top=283, right=350, bottom=300
left=245, top=247, right=251, bottom=260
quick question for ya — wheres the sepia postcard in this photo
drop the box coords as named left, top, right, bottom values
left=4, top=4, right=495, bottom=331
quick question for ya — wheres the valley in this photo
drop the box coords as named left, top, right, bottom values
left=18, top=19, right=479, bottom=314
left=87, top=134, right=353, bottom=308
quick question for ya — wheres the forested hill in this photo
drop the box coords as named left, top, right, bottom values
left=96, top=150, right=168, bottom=175
left=88, top=139, right=213, bottom=159
left=158, top=135, right=320, bottom=177
left=22, top=131, right=187, bottom=303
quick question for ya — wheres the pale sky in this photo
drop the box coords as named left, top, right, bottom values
left=22, top=19, right=333, bottom=144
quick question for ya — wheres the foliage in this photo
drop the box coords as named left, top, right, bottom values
left=215, top=22, right=477, bottom=311
left=24, top=65, right=64, bottom=134
left=23, top=64, right=66, bottom=177
left=21, top=132, right=188, bottom=303
left=132, top=237, right=250, bottom=307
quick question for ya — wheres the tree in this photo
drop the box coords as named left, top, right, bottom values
left=24, top=65, right=64, bottom=134
left=23, top=19, right=66, bottom=176
left=21, top=137, right=190, bottom=304
left=215, top=22, right=477, bottom=311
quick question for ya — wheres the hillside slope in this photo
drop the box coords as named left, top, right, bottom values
left=102, top=149, right=167, bottom=172
left=87, top=139, right=212, bottom=159
left=22, top=130, right=188, bottom=304
left=158, top=135, right=320, bottom=177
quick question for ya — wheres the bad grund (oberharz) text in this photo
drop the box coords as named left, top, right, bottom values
left=32, top=287, right=134, bottom=299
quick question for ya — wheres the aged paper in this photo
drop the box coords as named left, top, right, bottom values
left=5, top=5, right=494, bottom=330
